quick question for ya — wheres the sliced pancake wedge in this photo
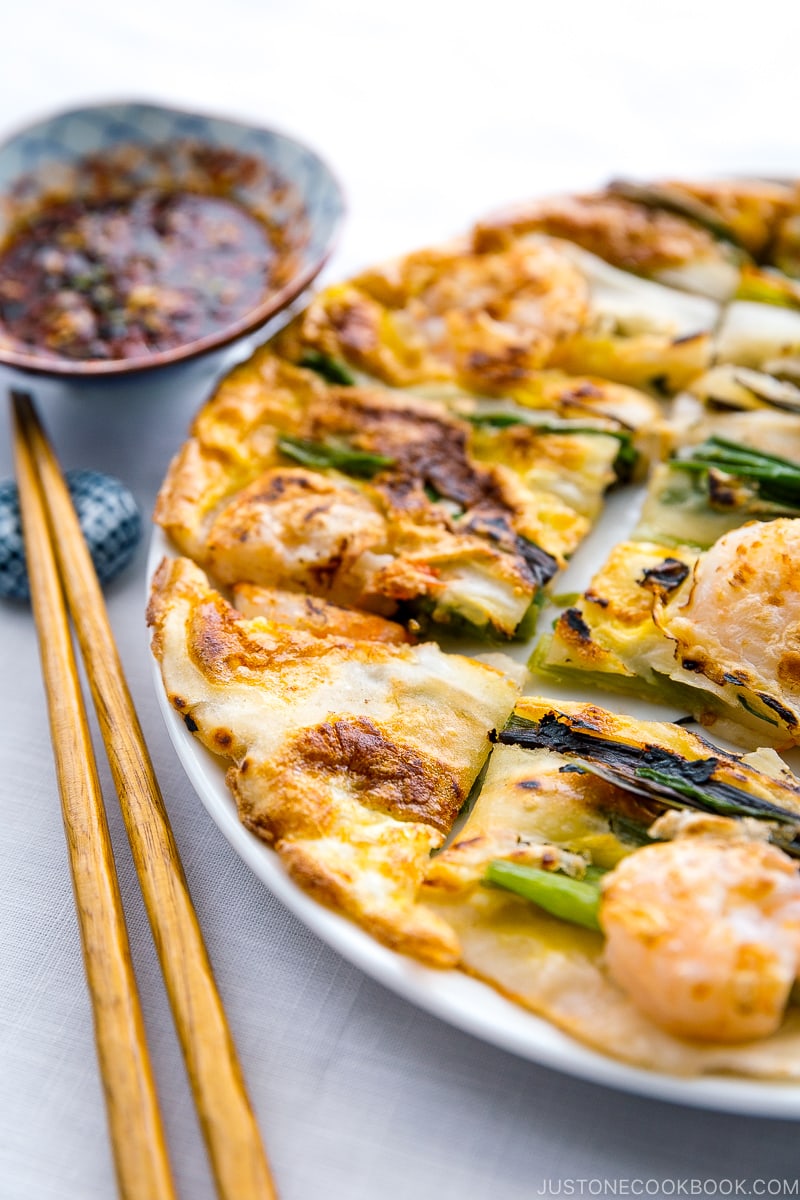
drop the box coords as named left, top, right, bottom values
left=276, top=228, right=720, bottom=397
left=472, top=180, right=800, bottom=388
left=475, top=179, right=800, bottom=296
left=474, top=189, right=743, bottom=300
left=155, top=349, right=635, bottom=639
left=534, top=519, right=800, bottom=745
left=273, top=237, right=589, bottom=392
left=147, top=556, right=520, bottom=965
left=423, top=697, right=800, bottom=1076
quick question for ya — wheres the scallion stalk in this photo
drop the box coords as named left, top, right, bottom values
left=298, top=350, right=356, bottom=385
left=485, top=860, right=602, bottom=931
left=277, top=435, right=394, bottom=478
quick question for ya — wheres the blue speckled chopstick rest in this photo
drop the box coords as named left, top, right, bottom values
left=0, top=469, right=141, bottom=601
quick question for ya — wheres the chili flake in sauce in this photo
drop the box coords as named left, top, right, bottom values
left=0, top=191, right=278, bottom=361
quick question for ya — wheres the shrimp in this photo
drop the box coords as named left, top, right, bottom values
left=659, top=517, right=800, bottom=704
left=600, top=833, right=800, bottom=1042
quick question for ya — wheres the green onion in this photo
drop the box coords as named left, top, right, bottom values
left=549, top=592, right=582, bottom=607
left=738, top=695, right=780, bottom=728
left=467, top=411, right=556, bottom=429
left=514, top=592, right=548, bottom=641
left=633, top=765, right=761, bottom=814
left=497, top=711, right=800, bottom=840
left=298, top=350, right=356, bottom=385
left=486, top=860, right=602, bottom=931
left=736, top=268, right=800, bottom=310
left=468, top=413, right=636, bottom=481
left=277, top=435, right=395, bottom=478
left=672, top=436, right=800, bottom=508
left=608, top=813, right=656, bottom=848
left=423, top=481, right=465, bottom=514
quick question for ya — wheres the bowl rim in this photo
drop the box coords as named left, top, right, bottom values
left=0, top=97, right=346, bottom=378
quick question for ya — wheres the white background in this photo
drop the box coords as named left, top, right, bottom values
left=2, top=2, right=800, bottom=1197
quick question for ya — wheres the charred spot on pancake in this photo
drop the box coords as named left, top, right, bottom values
left=308, top=387, right=551, bottom=585
left=638, top=558, right=690, bottom=593
left=561, top=607, right=593, bottom=642
left=758, top=692, right=800, bottom=728
left=289, top=716, right=464, bottom=832
left=449, top=835, right=485, bottom=851
left=183, top=713, right=199, bottom=733
left=310, top=391, right=484, bottom=507
left=705, top=468, right=755, bottom=511
left=256, top=472, right=315, bottom=502
left=465, top=345, right=533, bottom=388
left=550, top=607, right=608, bottom=663
left=516, top=537, right=559, bottom=588
left=308, top=552, right=344, bottom=590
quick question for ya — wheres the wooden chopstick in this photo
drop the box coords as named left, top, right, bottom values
left=11, top=397, right=177, bottom=1200
left=12, top=391, right=278, bottom=1200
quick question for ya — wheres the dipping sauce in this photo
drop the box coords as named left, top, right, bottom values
left=0, top=191, right=279, bottom=361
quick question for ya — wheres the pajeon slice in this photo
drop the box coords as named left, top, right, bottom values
left=230, top=581, right=413, bottom=643
left=653, top=177, right=800, bottom=285
left=272, top=236, right=590, bottom=393
left=474, top=187, right=745, bottom=300
left=475, top=179, right=800, bottom=298
left=534, top=411, right=800, bottom=729
left=276, top=229, right=718, bottom=398
left=636, top=417, right=800, bottom=549
left=472, top=180, right=800, bottom=387
left=531, top=538, right=702, bottom=708
left=537, top=239, right=718, bottom=394
left=561, top=185, right=800, bottom=375
left=534, top=519, right=800, bottom=746
left=653, top=178, right=798, bottom=261
left=443, top=370, right=665, bottom=461
left=423, top=697, right=800, bottom=1076
left=147, top=556, right=519, bottom=965
left=155, top=348, right=631, bottom=639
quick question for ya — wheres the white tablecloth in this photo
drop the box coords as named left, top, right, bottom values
left=3, top=3, right=800, bottom=1196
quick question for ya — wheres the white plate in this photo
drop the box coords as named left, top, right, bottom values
left=148, top=494, right=800, bottom=1118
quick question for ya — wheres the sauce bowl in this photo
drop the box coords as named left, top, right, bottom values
left=0, top=100, right=345, bottom=377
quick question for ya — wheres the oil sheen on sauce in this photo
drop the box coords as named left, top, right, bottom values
left=0, top=191, right=279, bottom=361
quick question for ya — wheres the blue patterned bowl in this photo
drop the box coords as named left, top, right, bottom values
left=0, top=100, right=345, bottom=377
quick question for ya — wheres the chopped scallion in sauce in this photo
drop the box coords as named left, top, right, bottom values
left=0, top=191, right=280, bottom=361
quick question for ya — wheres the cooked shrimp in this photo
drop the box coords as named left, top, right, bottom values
left=659, top=517, right=800, bottom=701
left=600, top=835, right=800, bottom=1042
